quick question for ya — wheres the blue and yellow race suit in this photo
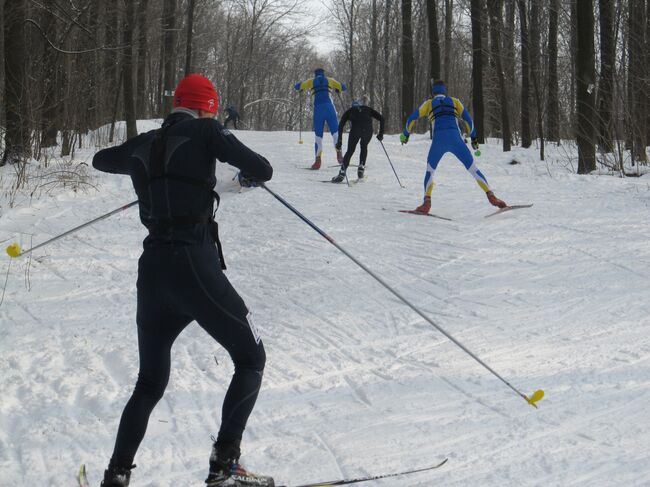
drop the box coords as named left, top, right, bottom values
left=403, top=95, right=492, bottom=198
left=295, top=74, right=346, bottom=157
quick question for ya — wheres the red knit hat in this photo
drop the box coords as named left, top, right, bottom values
left=173, top=74, right=219, bottom=113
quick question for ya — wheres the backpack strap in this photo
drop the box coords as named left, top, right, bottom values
left=144, top=127, right=226, bottom=270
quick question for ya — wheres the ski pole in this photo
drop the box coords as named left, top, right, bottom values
left=261, top=183, right=544, bottom=409
left=5, top=200, right=138, bottom=258
left=379, top=140, right=405, bottom=188
left=298, top=92, right=304, bottom=144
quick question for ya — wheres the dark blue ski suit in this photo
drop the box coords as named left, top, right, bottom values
left=92, top=109, right=273, bottom=468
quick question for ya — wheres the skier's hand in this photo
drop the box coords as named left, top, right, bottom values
left=376, top=133, right=384, bottom=141
left=294, top=82, right=301, bottom=91
left=400, top=133, right=409, bottom=145
left=335, top=141, right=342, bottom=151
left=238, top=172, right=259, bottom=188
left=471, top=138, right=479, bottom=151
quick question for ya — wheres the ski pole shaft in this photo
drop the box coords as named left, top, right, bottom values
left=261, top=183, right=542, bottom=408
left=379, top=140, right=404, bottom=188
left=6, top=200, right=138, bottom=258
left=298, top=92, right=303, bottom=144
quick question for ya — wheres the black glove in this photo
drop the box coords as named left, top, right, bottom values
left=471, top=138, right=479, bottom=151
left=335, top=141, right=342, bottom=151
left=376, top=133, right=384, bottom=141
left=238, top=172, right=259, bottom=188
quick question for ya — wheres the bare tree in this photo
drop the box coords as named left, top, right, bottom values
left=401, top=0, right=415, bottom=126
left=184, top=0, right=196, bottom=75
left=161, top=0, right=178, bottom=115
left=426, top=0, right=441, bottom=80
left=443, top=0, right=453, bottom=80
left=518, top=0, right=531, bottom=148
left=487, top=0, right=511, bottom=151
left=2, top=0, right=30, bottom=166
left=576, top=0, right=596, bottom=173
left=136, top=0, right=150, bottom=118
left=471, top=0, right=485, bottom=143
left=597, top=0, right=615, bottom=152
left=123, top=0, right=137, bottom=139
left=547, top=0, right=560, bottom=142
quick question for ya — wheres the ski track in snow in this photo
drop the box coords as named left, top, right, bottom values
left=1, top=124, right=650, bottom=486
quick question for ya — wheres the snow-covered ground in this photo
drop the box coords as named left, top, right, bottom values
left=1, top=124, right=649, bottom=486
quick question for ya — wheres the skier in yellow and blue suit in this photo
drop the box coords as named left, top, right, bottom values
left=401, top=80, right=507, bottom=213
left=295, top=68, right=347, bottom=169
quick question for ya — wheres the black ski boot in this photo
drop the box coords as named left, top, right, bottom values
left=206, top=441, right=275, bottom=486
left=331, top=170, right=346, bottom=183
left=357, top=163, right=365, bottom=179
left=101, top=462, right=135, bottom=487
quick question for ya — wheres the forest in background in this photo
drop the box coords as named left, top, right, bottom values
left=0, top=0, right=649, bottom=174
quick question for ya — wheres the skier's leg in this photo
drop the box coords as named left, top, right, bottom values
left=359, top=131, right=372, bottom=164
left=325, top=103, right=343, bottom=163
left=109, top=255, right=191, bottom=469
left=414, top=141, right=445, bottom=213
left=180, top=247, right=266, bottom=449
left=342, top=131, right=361, bottom=171
left=313, top=107, right=326, bottom=158
left=454, top=138, right=491, bottom=192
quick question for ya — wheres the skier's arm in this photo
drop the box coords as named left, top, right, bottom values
left=453, top=97, right=477, bottom=140
left=205, top=120, right=273, bottom=182
left=328, top=78, right=346, bottom=93
left=370, top=108, right=385, bottom=136
left=294, top=79, right=314, bottom=92
left=403, top=100, right=431, bottom=136
left=92, top=134, right=146, bottom=175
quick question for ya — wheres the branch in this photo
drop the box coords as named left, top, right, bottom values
left=25, top=19, right=127, bottom=54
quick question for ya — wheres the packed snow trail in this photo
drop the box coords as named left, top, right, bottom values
left=0, top=124, right=649, bottom=486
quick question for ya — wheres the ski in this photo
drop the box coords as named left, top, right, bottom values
left=278, top=458, right=448, bottom=487
left=77, top=464, right=89, bottom=487
left=398, top=209, right=453, bottom=221
left=350, top=177, right=365, bottom=185
left=484, top=203, right=533, bottom=218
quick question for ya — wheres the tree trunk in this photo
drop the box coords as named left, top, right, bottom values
left=123, top=0, right=138, bottom=140
left=382, top=0, right=392, bottom=131
left=367, top=0, right=379, bottom=106
left=597, top=0, right=615, bottom=152
left=443, top=0, right=453, bottom=80
left=628, top=0, right=647, bottom=162
left=487, top=0, right=511, bottom=151
left=401, top=0, right=415, bottom=127
left=576, top=0, right=597, bottom=173
left=184, top=0, right=195, bottom=75
left=470, top=0, right=484, bottom=143
left=2, top=0, right=30, bottom=166
left=348, top=0, right=356, bottom=100
left=103, top=2, right=120, bottom=125
left=136, top=0, right=150, bottom=118
left=40, top=9, right=59, bottom=148
left=547, top=0, right=560, bottom=142
left=162, top=0, right=178, bottom=115
left=518, top=0, right=531, bottom=148
left=426, top=0, right=441, bottom=81
left=529, top=0, right=544, bottom=159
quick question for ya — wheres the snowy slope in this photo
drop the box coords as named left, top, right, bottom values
left=1, top=124, right=649, bottom=487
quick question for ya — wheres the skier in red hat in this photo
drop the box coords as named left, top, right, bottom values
left=92, top=73, right=275, bottom=487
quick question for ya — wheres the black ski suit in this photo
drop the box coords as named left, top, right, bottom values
left=337, top=105, right=384, bottom=171
left=92, top=109, right=272, bottom=468
left=224, top=106, right=240, bottom=129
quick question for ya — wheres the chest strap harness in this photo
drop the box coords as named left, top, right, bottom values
left=145, top=126, right=227, bottom=270
left=429, top=98, right=457, bottom=123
